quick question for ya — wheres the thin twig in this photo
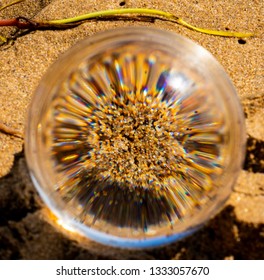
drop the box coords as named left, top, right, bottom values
left=0, top=0, right=25, bottom=13
left=0, top=122, right=23, bottom=138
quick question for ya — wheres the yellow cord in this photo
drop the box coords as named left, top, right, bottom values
left=47, top=8, right=254, bottom=38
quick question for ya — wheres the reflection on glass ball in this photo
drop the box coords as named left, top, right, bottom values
left=25, top=27, right=245, bottom=248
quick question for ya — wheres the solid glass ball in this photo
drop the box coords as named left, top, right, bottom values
left=25, top=27, right=245, bottom=248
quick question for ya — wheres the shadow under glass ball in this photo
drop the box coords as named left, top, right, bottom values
left=25, top=27, right=245, bottom=248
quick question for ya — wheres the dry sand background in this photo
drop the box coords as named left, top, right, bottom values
left=0, top=0, right=263, bottom=259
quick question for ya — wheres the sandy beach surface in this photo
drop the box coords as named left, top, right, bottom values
left=0, top=0, right=263, bottom=259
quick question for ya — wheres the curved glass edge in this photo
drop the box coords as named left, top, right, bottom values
left=29, top=172, right=200, bottom=249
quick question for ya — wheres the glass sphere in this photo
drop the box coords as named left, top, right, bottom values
left=25, top=27, right=245, bottom=248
